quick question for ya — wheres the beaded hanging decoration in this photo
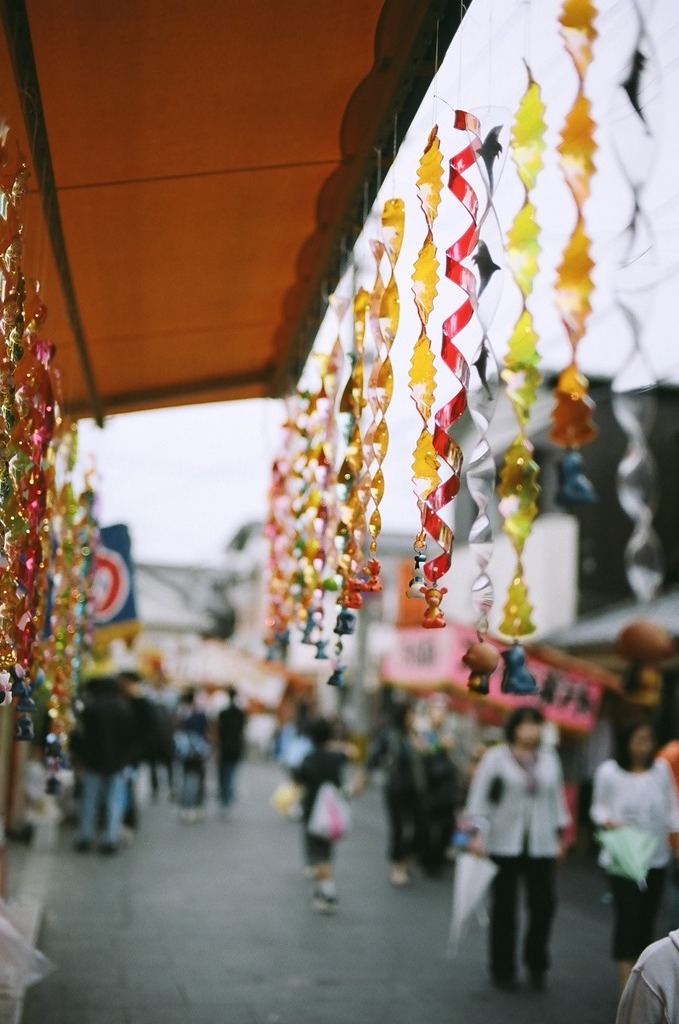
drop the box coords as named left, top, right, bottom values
left=549, top=0, right=599, bottom=507
left=360, top=198, right=404, bottom=594
left=496, top=69, right=546, bottom=692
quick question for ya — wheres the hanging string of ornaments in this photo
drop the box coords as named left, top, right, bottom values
left=549, top=0, right=599, bottom=506
left=263, top=0, right=669, bottom=701
left=460, top=106, right=508, bottom=694
left=0, top=119, right=98, bottom=744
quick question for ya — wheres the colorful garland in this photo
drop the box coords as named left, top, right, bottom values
left=496, top=70, right=546, bottom=691
left=550, top=0, right=598, bottom=506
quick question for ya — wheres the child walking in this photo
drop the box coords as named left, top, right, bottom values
left=293, top=716, right=357, bottom=913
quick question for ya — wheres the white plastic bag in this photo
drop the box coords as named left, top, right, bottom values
left=0, top=900, right=54, bottom=995
left=307, top=782, right=351, bottom=842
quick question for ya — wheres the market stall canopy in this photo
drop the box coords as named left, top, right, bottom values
left=0, top=0, right=457, bottom=423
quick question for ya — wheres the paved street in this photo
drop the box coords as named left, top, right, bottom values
left=11, top=759, right=632, bottom=1024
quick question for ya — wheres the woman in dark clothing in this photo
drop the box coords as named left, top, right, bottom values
left=366, top=701, right=427, bottom=887
left=293, top=716, right=357, bottom=914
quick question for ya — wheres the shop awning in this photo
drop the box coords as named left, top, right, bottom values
left=0, top=0, right=456, bottom=423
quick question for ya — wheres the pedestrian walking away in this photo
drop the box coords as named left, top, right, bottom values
left=217, top=684, right=247, bottom=816
left=173, top=689, right=211, bottom=821
left=418, top=694, right=461, bottom=877
left=292, top=716, right=358, bottom=914
left=68, top=676, right=137, bottom=854
left=365, top=700, right=428, bottom=888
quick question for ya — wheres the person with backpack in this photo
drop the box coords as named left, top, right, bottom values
left=173, top=689, right=211, bottom=821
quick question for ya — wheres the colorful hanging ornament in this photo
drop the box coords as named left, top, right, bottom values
left=496, top=69, right=546, bottom=689
left=409, top=126, right=444, bottom=596
left=419, top=111, right=480, bottom=625
left=330, top=285, right=370, bottom=681
left=361, top=198, right=404, bottom=593
left=264, top=399, right=305, bottom=658
left=610, top=0, right=663, bottom=603
left=549, top=0, right=599, bottom=506
left=0, top=146, right=28, bottom=680
left=462, top=638, right=500, bottom=696
left=462, top=109, right=509, bottom=688
left=42, top=427, right=98, bottom=746
left=500, top=641, right=539, bottom=696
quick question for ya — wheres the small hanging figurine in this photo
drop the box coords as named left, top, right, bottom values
left=327, top=664, right=347, bottom=688
left=616, top=619, right=675, bottom=707
left=334, top=608, right=357, bottom=637
left=358, top=558, right=383, bottom=594
left=314, top=639, right=329, bottom=661
left=406, top=545, right=427, bottom=599
left=556, top=449, right=597, bottom=508
left=462, top=640, right=500, bottom=695
left=420, top=583, right=447, bottom=629
left=500, top=642, right=539, bottom=695
left=0, top=670, right=12, bottom=704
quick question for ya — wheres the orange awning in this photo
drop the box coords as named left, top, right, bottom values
left=0, top=0, right=458, bottom=422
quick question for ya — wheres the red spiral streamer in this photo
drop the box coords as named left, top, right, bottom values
left=423, top=110, right=479, bottom=584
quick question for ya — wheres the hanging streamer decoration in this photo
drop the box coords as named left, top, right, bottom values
left=42, top=428, right=98, bottom=754
left=290, top=386, right=325, bottom=639
left=419, top=110, right=480, bottom=628
left=10, top=283, right=60, bottom=731
left=610, top=0, right=664, bottom=602
left=0, top=131, right=53, bottom=738
left=409, top=126, right=444, bottom=599
left=330, top=287, right=370, bottom=686
left=293, top=299, right=346, bottom=658
left=361, top=198, right=405, bottom=594
left=264, top=395, right=308, bottom=661
left=496, top=70, right=547, bottom=693
left=549, top=0, right=599, bottom=507
left=463, top=109, right=509, bottom=692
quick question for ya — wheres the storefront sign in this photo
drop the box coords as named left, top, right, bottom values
left=381, top=624, right=609, bottom=733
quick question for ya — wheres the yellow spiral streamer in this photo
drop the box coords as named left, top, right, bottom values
left=335, top=288, right=370, bottom=607
left=409, top=127, right=443, bottom=519
left=360, top=199, right=404, bottom=590
left=497, top=71, right=546, bottom=639
left=550, top=0, right=598, bottom=452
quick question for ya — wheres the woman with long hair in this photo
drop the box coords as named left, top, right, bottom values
left=591, top=719, right=679, bottom=992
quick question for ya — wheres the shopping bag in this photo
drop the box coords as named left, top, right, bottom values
left=596, top=825, right=657, bottom=890
left=0, top=900, right=54, bottom=995
left=307, top=782, right=351, bottom=842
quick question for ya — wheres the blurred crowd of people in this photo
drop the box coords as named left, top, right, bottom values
left=66, top=672, right=249, bottom=847
left=39, top=671, right=679, bottom=1017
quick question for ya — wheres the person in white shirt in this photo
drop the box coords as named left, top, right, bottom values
left=616, top=929, right=679, bottom=1024
left=465, top=706, right=570, bottom=991
left=591, top=720, right=679, bottom=993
